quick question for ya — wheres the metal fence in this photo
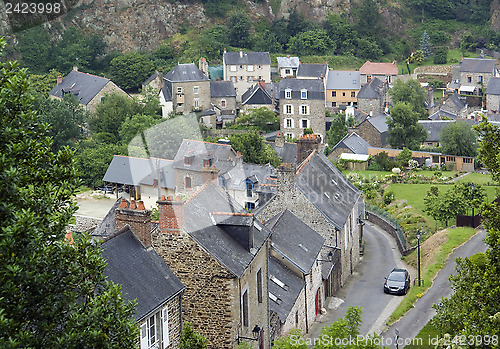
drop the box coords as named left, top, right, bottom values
left=365, top=203, right=407, bottom=248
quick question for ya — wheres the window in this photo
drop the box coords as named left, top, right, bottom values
left=284, top=104, right=293, bottom=114
left=185, top=177, right=192, bottom=189
left=300, top=105, right=309, bottom=115
left=301, top=89, right=307, bottom=99
left=247, top=65, right=254, bottom=72
left=245, top=202, right=256, bottom=211
left=464, top=158, right=473, bottom=163
left=221, top=99, right=226, bottom=108
left=184, top=156, right=192, bottom=165
left=239, top=65, right=243, bottom=69
left=230, top=65, right=237, bottom=72
left=332, top=102, right=336, bottom=107
left=467, top=76, right=472, bottom=83
left=140, top=306, right=169, bottom=349
left=285, top=89, right=292, bottom=99
left=194, top=98, right=199, bottom=108
left=295, top=311, right=299, bottom=327
left=240, top=76, right=244, bottom=81
left=285, top=133, right=293, bottom=140
left=246, top=180, right=253, bottom=197
left=446, top=156, right=455, bottom=162
left=242, top=290, right=249, bottom=327
left=285, top=69, right=291, bottom=75
left=479, top=75, right=483, bottom=83
left=193, top=86, right=199, bottom=94
left=258, top=65, right=262, bottom=69
left=285, top=118, right=293, bottom=128
left=351, top=91, right=356, bottom=97
left=219, top=176, right=227, bottom=187
left=332, top=91, right=336, bottom=97
left=247, top=76, right=254, bottom=82
left=177, top=87, right=183, bottom=94
left=203, top=158, right=212, bottom=167
left=301, top=119, right=309, bottom=128
left=257, top=269, right=263, bottom=303
left=342, top=92, right=345, bottom=97
left=231, top=76, right=237, bottom=82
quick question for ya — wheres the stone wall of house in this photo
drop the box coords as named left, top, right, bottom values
left=87, top=81, right=130, bottom=112
left=487, top=93, right=500, bottom=112
left=328, top=145, right=352, bottom=161
left=306, top=256, right=324, bottom=323
left=357, top=98, right=383, bottom=117
left=280, top=98, right=326, bottom=141
left=175, top=168, right=218, bottom=195
left=459, top=71, right=494, bottom=94
left=211, top=96, right=237, bottom=112
left=224, top=65, right=271, bottom=102
left=166, top=294, right=183, bottom=349
left=356, top=122, right=383, bottom=148
left=172, top=80, right=211, bottom=114
left=280, top=287, right=306, bottom=337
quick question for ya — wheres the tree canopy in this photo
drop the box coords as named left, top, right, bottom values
left=389, top=79, right=428, bottom=120
left=0, top=38, right=137, bottom=347
left=387, top=102, right=427, bottom=149
left=440, top=121, right=478, bottom=157
left=110, top=52, right=155, bottom=90
left=235, top=107, right=279, bottom=132
left=228, top=132, right=281, bottom=167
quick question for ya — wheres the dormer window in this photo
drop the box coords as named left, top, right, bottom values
left=301, top=89, right=307, bottom=99
left=184, top=156, right=193, bottom=165
left=203, top=158, right=213, bottom=167
left=285, top=89, right=292, bottom=99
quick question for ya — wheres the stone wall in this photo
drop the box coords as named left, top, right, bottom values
left=88, top=81, right=130, bottom=112
left=211, top=96, right=237, bottom=113
left=487, top=93, right=500, bottom=112
left=166, top=294, right=183, bottom=349
left=357, top=97, right=384, bottom=117
left=356, top=121, right=383, bottom=148
left=173, top=80, right=211, bottom=114
left=175, top=168, right=217, bottom=195
left=280, top=98, right=326, bottom=141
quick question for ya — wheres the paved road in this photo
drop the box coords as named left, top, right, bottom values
left=382, top=230, right=488, bottom=348
left=307, top=222, right=407, bottom=339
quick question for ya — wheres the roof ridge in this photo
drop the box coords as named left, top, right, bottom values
left=183, top=138, right=232, bottom=147
left=183, top=182, right=211, bottom=205
left=295, top=150, right=316, bottom=175
left=266, top=209, right=287, bottom=231
left=72, top=70, right=110, bottom=81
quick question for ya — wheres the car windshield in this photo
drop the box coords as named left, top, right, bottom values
left=388, top=272, right=405, bottom=282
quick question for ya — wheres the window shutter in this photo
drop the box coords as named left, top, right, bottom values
left=140, top=323, right=148, bottom=349
left=162, top=305, right=170, bottom=347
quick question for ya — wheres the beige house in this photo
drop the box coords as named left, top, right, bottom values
left=49, top=68, right=129, bottom=112
left=326, top=71, right=360, bottom=109
left=359, top=61, right=398, bottom=85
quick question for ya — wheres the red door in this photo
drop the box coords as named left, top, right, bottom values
left=315, top=288, right=321, bottom=315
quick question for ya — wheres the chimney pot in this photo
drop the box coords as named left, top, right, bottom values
left=160, top=195, right=166, bottom=201
left=167, top=195, right=173, bottom=200
left=73, top=66, right=78, bottom=71
left=137, top=200, right=146, bottom=211
left=175, top=195, right=182, bottom=201
left=130, top=200, right=137, bottom=210
left=57, top=76, right=63, bottom=85
left=119, top=198, right=128, bottom=208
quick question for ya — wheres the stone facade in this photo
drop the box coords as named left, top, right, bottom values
left=86, top=81, right=130, bottom=112
left=355, top=121, right=384, bottom=148
left=172, top=80, right=211, bottom=114
left=328, top=146, right=353, bottom=161
left=211, top=96, right=237, bottom=112
left=357, top=96, right=384, bottom=117
left=487, top=93, right=500, bottom=112
left=175, top=168, right=218, bottom=195
left=296, top=134, right=321, bottom=165
left=281, top=98, right=325, bottom=141
left=223, top=62, right=271, bottom=102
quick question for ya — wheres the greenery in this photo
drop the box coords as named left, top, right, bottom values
left=324, top=111, right=355, bottom=155
left=387, top=102, right=427, bottom=149
left=440, top=121, right=478, bottom=157
left=179, top=322, right=207, bottom=349
left=235, top=107, right=279, bottom=132
left=228, top=132, right=281, bottom=167
left=0, top=38, right=138, bottom=347
left=110, top=52, right=155, bottom=90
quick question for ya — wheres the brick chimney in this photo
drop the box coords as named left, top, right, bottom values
left=276, top=163, right=295, bottom=196
left=157, top=195, right=184, bottom=234
left=57, top=76, right=63, bottom=85
left=297, top=134, right=321, bottom=165
left=274, top=131, right=285, bottom=148
left=240, top=49, right=243, bottom=58
left=116, top=199, right=152, bottom=248
left=259, top=80, right=266, bottom=89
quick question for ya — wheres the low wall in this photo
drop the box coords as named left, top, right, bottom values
left=366, top=211, right=416, bottom=256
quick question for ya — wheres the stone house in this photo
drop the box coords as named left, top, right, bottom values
left=100, top=199, right=185, bottom=349
left=355, top=113, right=389, bottom=147
left=102, top=155, right=176, bottom=208
left=162, top=63, right=211, bottom=115
left=359, top=61, right=398, bottom=85
left=171, top=139, right=240, bottom=195
left=265, top=133, right=298, bottom=166
left=264, top=209, right=327, bottom=339
left=418, top=120, right=455, bottom=148
left=486, top=77, right=500, bottom=112
left=440, top=93, right=468, bottom=117
left=153, top=185, right=271, bottom=349
left=450, top=57, right=498, bottom=96
left=327, top=132, right=371, bottom=160
left=241, top=82, right=275, bottom=114
left=277, top=56, right=300, bottom=78
left=428, top=109, right=458, bottom=120
left=142, top=72, right=163, bottom=93
left=256, top=150, right=364, bottom=303
left=326, top=71, right=360, bottom=110
left=356, top=77, right=388, bottom=117
left=279, top=79, right=326, bottom=141
left=49, top=68, right=130, bottom=112
left=223, top=50, right=271, bottom=102
left=210, top=80, right=237, bottom=114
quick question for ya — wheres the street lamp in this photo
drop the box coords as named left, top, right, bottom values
left=416, top=230, right=421, bottom=287
left=471, top=183, right=476, bottom=228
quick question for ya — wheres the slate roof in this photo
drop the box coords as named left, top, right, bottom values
left=210, top=80, right=236, bottom=98
left=49, top=70, right=111, bottom=106
left=487, top=77, right=500, bottom=95
left=266, top=209, right=324, bottom=274
left=102, top=228, right=184, bottom=321
left=296, top=63, right=328, bottom=79
left=429, top=109, right=458, bottom=120
left=277, top=56, right=300, bottom=69
left=103, top=155, right=175, bottom=189
left=183, top=184, right=271, bottom=278
left=241, top=83, right=273, bottom=105
left=279, top=79, right=325, bottom=100
left=266, top=141, right=297, bottom=165
left=223, top=51, right=271, bottom=65
left=160, top=85, right=172, bottom=102
left=224, top=162, right=277, bottom=195
left=171, top=139, right=237, bottom=175
left=357, top=77, right=384, bottom=99
left=359, top=61, right=398, bottom=76
left=418, top=120, right=455, bottom=142
left=268, top=257, right=304, bottom=324
left=91, top=198, right=123, bottom=239
left=331, top=132, right=371, bottom=155
left=164, top=63, right=209, bottom=82
left=367, top=113, right=389, bottom=133
left=295, top=153, right=361, bottom=229
left=445, top=93, right=467, bottom=110
left=459, top=58, right=496, bottom=73
left=143, top=72, right=159, bottom=86
left=326, top=71, right=360, bottom=90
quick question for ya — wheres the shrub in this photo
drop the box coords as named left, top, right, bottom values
left=383, top=190, right=395, bottom=205
left=368, top=161, right=384, bottom=171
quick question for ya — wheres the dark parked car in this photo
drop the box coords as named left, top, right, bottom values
left=384, top=268, right=410, bottom=295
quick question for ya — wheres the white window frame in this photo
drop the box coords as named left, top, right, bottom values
left=161, top=305, right=169, bottom=347
left=230, top=65, right=237, bottom=72
left=299, top=105, right=309, bottom=115
left=230, top=76, right=237, bottom=82
left=285, top=89, right=292, bottom=99
left=284, top=104, right=293, bottom=115
left=300, top=118, right=310, bottom=128
left=284, top=118, right=294, bottom=128
left=194, top=98, right=199, bottom=108
left=177, top=87, right=183, bottom=94
left=301, top=89, right=307, bottom=100
left=285, top=132, right=294, bottom=139
left=285, top=68, right=291, bottom=75
left=247, top=65, right=254, bottom=72
left=248, top=76, right=254, bottom=82
left=193, top=86, right=199, bottom=94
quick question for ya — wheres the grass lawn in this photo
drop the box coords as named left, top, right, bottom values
left=387, top=227, right=477, bottom=325
left=456, top=172, right=494, bottom=185
left=404, top=320, right=440, bottom=349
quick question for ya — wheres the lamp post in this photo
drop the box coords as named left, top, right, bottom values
left=416, top=230, right=421, bottom=287
left=471, top=183, right=475, bottom=228
left=237, top=325, right=261, bottom=344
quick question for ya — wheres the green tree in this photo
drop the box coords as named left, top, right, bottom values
left=389, top=79, right=428, bottom=120
left=228, top=12, right=252, bottom=48
left=228, top=132, right=281, bottom=167
left=16, top=26, right=52, bottom=73
left=424, top=184, right=470, bottom=226
left=324, top=112, right=354, bottom=155
left=440, top=121, right=478, bottom=157
left=286, top=7, right=311, bottom=38
left=0, top=38, right=137, bottom=347
left=179, top=322, right=207, bottom=349
left=288, top=29, right=334, bottom=56
left=353, top=0, right=382, bottom=39
left=110, top=52, right=155, bottom=90
left=119, top=114, right=163, bottom=144
left=28, top=69, right=63, bottom=95
left=387, top=102, right=427, bottom=149
left=420, top=30, right=433, bottom=57
left=199, top=25, right=229, bottom=60
left=151, top=45, right=175, bottom=62
left=396, top=147, right=413, bottom=165
left=236, top=107, right=279, bottom=132
left=253, top=30, right=283, bottom=53
left=356, top=38, right=383, bottom=60
left=323, top=13, right=356, bottom=55
left=433, top=47, right=448, bottom=64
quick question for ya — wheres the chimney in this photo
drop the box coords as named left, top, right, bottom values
left=286, top=54, right=290, bottom=58
left=157, top=195, right=184, bottom=234
left=240, top=49, right=243, bottom=58
left=116, top=199, right=152, bottom=248
left=276, top=163, right=295, bottom=196
left=57, top=76, right=63, bottom=85
left=73, top=66, right=78, bottom=71
left=199, top=57, right=209, bottom=78
left=297, top=134, right=321, bottom=165
left=259, top=80, right=266, bottom=89
left=275, top=131, right=285, bottom=148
